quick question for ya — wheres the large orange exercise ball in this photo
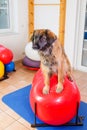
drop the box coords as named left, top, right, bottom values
left=0, top=45, right=13, bottom=64
left=30, top=69, right=80, bottom=125
left=0, top=61, right=4, bottom=78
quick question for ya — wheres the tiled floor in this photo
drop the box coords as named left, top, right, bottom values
left=0, top=61, right=87, bottom=130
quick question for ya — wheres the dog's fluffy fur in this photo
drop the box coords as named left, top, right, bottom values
left=30, top=29, right=72, bottom=94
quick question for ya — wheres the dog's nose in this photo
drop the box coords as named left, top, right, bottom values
left=32, top=46, right=37, bottom=49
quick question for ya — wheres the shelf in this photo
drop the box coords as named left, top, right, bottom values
left=84, top=29, right=87, bottom=32
left=83, top=39, right=87, bottom=41
left=83, top=48, right=87, bottom=51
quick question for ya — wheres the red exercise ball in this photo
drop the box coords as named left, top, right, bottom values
left=0, top=45, right=13, bottom=64
left=30, top=69, right=80, bottom=126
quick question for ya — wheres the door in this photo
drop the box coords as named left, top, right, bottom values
left=76, top=0, right=87, bottom=72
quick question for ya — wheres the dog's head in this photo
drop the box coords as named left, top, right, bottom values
left=30, top=29, right=57, bottom=51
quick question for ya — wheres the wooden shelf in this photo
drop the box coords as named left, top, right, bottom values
left=83, top=48, right=87, bottom=51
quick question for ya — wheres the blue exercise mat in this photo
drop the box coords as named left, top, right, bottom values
left=2, top=85, right=87, bottom=130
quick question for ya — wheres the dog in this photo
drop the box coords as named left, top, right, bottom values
left=30, top=29, right=72, bottom=94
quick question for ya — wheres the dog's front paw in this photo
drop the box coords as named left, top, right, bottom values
left=43, top=86, right=50, bottom=94
left=56, top=82, right=63, bottom=93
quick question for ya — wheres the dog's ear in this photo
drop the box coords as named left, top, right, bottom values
left=45, top=29, right=57, bottom=44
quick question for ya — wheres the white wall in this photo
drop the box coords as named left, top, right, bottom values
left=0, top=0, right=28, bottom=61
left=34, top=0, right=60, bottom=35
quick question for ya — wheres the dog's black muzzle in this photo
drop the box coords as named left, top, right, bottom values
left=32, top=44, right=40, bottom=50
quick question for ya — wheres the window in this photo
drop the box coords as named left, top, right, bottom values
left=0, top=0, right=18, bottom=33
left=0, top=0, right=10, bottom=29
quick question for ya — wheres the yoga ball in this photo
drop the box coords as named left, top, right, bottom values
left=0, top=61, right=4, bottom=78
left=0, top=45, right=13, bottom=64
left=25, top=42, right=40, bottom=61
left=30, top=69, right=80, bottom=125
left=5, top=61, right=15, bottom=72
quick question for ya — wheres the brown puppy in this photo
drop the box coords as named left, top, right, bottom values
left=30, top=29, right=72, bottom=94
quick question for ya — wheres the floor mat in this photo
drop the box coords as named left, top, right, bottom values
left=2, top=85, right=87, bottom=130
